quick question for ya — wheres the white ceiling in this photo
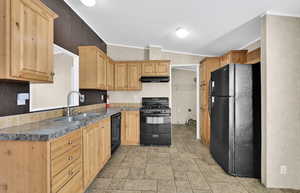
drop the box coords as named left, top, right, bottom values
left=65, top=0, right=300, bottom=56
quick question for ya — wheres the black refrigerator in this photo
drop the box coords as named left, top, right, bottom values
left=209, top=63, right=261, bottom=178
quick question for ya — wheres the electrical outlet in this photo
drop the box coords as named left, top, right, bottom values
left=280, top=165, right=287, bottom=175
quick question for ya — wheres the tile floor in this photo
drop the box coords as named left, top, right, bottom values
left=86, top=125, right=299, bottom=193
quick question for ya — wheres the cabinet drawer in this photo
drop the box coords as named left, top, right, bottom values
left=56, top=171, right=83, bottom=193
left=51, top=145, right=81, bottom=177
left=51, top=129, right=81, bottom=159
left=52, top=158, right=81, bottom=193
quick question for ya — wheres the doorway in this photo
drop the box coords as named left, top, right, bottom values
left=171, top=64, right=200, bottom=139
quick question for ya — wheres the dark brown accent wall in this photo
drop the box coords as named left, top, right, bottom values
left=41, top=0, right=107, bottom=55
left=0, top=0, right=108, bottom=117
left=0, top=81, right=30, bottom=117
left=79, top=90, right=107, bottom=106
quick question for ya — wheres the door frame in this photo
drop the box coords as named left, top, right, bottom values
left=171, top=64, right=200, bottom=140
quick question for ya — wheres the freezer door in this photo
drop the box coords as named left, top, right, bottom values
left=210, top=96, right=235, bottom=174
left=211, top=64, right=234, bottom=97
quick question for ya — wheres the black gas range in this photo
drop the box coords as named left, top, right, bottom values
left=140, top=97, right=171, bottom=146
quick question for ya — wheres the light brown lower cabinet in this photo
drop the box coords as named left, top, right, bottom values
left=0, top=118, right=111, bottom=193
left=83, top=118, right=111, bottom=189
left=121, top=111, right=140, bottom=145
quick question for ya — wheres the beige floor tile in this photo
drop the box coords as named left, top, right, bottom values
left=128, top=168, right=145, bottom=179
left=241, top=179, right=284, bottom=193
left=89, top=178, right=112, bottom=190
left=186, top=172, right=210, bottom=190
left=114, top=168, right=130, bottom=179
left=158, top=179, right=176, bottom=193
left=109, top=178, right=127, bottom=190
left=145, top=164, right=174, bottom=180
left=124, top=179, right=157, bottom=191
left=210, top=182, right=248, bottom=193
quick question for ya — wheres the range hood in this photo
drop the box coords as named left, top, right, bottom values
left=140, top=76, right=170, bottom=83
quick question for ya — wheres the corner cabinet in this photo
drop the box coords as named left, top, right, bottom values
left=79, top=46, right=107, bottom=90
left=121, top=111, right=140, bottom=145
left=0, top=0, right=58, bottom=82
left=142, top=60, right=170, bottom=77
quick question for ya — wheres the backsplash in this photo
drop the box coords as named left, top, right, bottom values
left=79, top=89, right=107, bottom=106
left=0, top=81, right=30, bottom=117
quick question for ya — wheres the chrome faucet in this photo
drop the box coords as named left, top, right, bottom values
left=66, top=91, right=85, bottom=118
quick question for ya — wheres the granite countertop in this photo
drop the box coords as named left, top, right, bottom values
left=0, top=107, right=140, bottom=141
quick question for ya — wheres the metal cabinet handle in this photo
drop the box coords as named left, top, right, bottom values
left=68, top=169, right=74, bottom=176
left=68, top=140, right=72, bottom=145
left=68, top=156, right=73, bottom=161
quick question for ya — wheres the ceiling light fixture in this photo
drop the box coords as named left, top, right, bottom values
left=80, top=0, right=96, bottom=7
left=176, top=28, right=189, bottom=39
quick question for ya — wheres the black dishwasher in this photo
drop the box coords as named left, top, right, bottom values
left=111, top=113, right=121, bottom=154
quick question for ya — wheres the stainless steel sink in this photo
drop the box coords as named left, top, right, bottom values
left=54, top=112, right=100, bottom=123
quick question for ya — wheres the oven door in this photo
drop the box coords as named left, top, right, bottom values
left=140, top=112, right=171, bottom=145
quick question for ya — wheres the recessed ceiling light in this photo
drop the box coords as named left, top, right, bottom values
left=80, top=0, right=96, bottom=7
left=176, top=28, right=189, bottom=39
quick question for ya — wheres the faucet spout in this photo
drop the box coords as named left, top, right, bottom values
left=67, top=91, right=85, bottom=117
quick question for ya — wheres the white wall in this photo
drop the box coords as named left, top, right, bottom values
left=108, top=83, right=170, bottom=103
left=171, top=69, right=197, bottom=124
left=261, top=15, right=300, bottom=189
left=30, top=53, right=78, bottom=111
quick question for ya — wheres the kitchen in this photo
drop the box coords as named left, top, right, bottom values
left=0, top=0, right=300, bottom=193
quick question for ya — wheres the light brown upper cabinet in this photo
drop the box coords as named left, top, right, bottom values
left=0, top=0, right=58, bottom=82
left=106, top=57, right=114, bottom=90
left=220, top=50, right=247, bottom=66
left=114, top=62, right=128, bottom=90
left=114, top=62, right=142, bottom=91
left=155, top=61, right=170, bottom=76
left=246, top=48, right=261, bottom=64
left=142, top=62, right=156, bottom=76
left=127, top=63, right=142, bottom=90
left=79, top=46, right=107, bottom=90
left=141, top=60, right=170, bottom=77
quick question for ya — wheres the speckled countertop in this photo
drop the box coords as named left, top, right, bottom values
left=0, top=107, right=140, bottom=141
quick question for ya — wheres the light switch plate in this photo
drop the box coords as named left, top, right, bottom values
left=17, top=93, right=29, bottom=106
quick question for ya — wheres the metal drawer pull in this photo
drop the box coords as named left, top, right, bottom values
left=68, top=170, right=74, bottom=176
left=68, top=156, right=73, bottom=161
left=152, top=134, right=159, bottom=138
left=68, top=140, right=72, bottom=145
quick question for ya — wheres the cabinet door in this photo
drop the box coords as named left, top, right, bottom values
left=155, top=62, right=169, bottom=76
left=200, top=108, right=210, bottom=145
left=11, top=0, right=55, bottom=82
left=142, top=62, right=156, bottom=76
left=104, top=118, right=111, bottom=162
left=200, top=63, right=207, bottom=86
left=200, top=85, right=208, bottom=108
left=97, top=52, right=107, bottom=90
left=124, top=111, right=140, bottom=145
left=107, top=59, right=114, bottom=90
left=114, top=63, right=128, bottom=90
left=99, top=118, right=111, bottom=167
left=83, top=123, right=101, bottom=188
left=128, top=63, right=141, bottom=90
